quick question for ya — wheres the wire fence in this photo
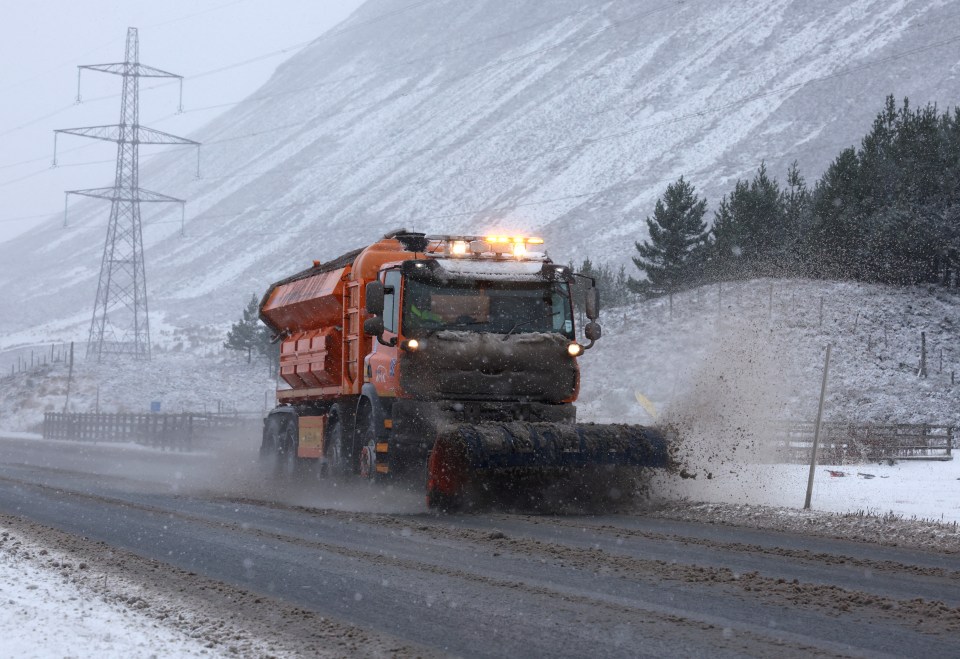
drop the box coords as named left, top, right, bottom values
left=0, top=342, right=73, bottom=379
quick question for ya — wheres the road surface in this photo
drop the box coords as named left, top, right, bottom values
left=1, top=434, right=958, bottom=657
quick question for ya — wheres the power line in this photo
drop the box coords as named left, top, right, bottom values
left=5, top=7, right=959, bottom=232
left=0, top=1, right=444, bottom=140
left=3, top=0, right=952, bottom=149
left=144, top=28, right=960, bottom=187
left=9, top=27, right=960, bottom=231
left=162, top=0, right=689, bottom=119
left=2, top=0, right=254, bottom=94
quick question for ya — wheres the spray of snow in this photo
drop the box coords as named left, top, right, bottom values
left=652, top=314, right=802, bottom=505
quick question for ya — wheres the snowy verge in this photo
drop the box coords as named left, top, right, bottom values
left=0, top=515, right=431, bottom=658
left=652, top=455, right=960, bottom=523
left=0, top=525, right=230, bottom=658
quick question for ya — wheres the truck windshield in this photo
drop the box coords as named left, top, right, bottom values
left=402, top=279, right=574, bottom=339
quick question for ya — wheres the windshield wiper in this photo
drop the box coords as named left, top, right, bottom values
left=502, top=310, right=560, bottom=340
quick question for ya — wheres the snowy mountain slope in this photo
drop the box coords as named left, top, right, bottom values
left=2, top=0, right=959, bottom=341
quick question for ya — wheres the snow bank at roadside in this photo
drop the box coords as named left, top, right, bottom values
left=652, top=456, right=960, bottom=524
left=0, top=527, right=227, bottom=658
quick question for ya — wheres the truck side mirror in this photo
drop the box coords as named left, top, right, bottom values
left=582, top=321, right=601, bottom=350
left=585, top=322, right=601, bottom=342
left=583, top=323, right=601, bottom=341
left=586, top=286, right=600, bottom=320
left=365, top=281, right=385, bottom=315
left=363, top=316, right=384, bottom=337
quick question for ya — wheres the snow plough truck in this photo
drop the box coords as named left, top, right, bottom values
left=258, top=230, right=669, bottom=508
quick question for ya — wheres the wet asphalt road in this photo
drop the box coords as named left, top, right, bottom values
left=1, top=435, right=959, bottom=658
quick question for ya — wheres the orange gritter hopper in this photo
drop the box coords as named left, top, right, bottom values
left=259, top=250, right=359, bottom=393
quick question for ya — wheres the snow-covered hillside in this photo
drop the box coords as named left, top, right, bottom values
left=579, top=278, right=960, bottom=428
left=3, top=279, right=958, bottom=437
left=2, top=0, right=959, bottom=342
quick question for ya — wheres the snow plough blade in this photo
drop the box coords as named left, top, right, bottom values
left=426, top=421, right=670, bottom=510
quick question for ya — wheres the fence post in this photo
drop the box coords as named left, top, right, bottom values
left=63, top=342, right=74, bottom=413
left=804, top=344, right=832, bottom=510
left=818, top=296, right=824, bottom=328
left=918, top=332, right=928, bottom=378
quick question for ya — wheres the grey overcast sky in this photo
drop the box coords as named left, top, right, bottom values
left=0, top=0, right=365, bottom=244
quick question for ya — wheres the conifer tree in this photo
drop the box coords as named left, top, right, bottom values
left=709, top=192, right=743, bottom=279
left=782, top=161, right=810, bottom=275
left=225, top=294, right=267, bottom=363
left=709, top=163, right=789, bottom=278
left=629, top=176, right=709, bottom=297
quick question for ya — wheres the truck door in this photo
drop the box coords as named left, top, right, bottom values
left=368, top=268, right=402, bottom=397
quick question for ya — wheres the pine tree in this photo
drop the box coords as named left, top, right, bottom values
left=709, top=193, right=742, bottom=279
left=612, top=264, right=630, bottom=307
left=809, top=147, right=862, bottom=279
left=225, top=294, right=265, bottom=363
left=629, top=176, right=709, bottom=297
left=782, top=161, right=810, bottom=275
left=708, top=163, right=789, bottom=278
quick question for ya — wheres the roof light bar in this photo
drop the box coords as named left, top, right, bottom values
left=424, top=234, right=546, bottom=259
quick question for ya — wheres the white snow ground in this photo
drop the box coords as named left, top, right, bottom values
left=0, top=526, right=227, bottom=659
left=654, top=459, right=960, bottom=524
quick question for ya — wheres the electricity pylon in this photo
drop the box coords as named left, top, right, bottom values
left=54, top=27, right=200, bottom=361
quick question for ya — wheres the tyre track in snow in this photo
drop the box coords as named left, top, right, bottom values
left=2, top=436, right=960, bottom=656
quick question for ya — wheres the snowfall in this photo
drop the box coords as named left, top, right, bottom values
left=2, top=278, right=960, bottom=655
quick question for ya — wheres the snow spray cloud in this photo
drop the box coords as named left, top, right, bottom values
left=654, top=314, right=801, bottom=506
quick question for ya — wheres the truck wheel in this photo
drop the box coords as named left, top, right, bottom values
left=260, top=416, right=283, bottom=477
left=359, top=442, right=377, bottom=480
left=323, top=407, right=350, bottom=478
left=355, top=404, right=380, bottom=482
left=279, top=419, right=301, bottom=479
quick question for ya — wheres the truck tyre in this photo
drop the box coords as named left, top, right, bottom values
left=355, top=400, right=379, bottom=482
left=278, top=417, right=301, bottom=479
left=260, top=415, right=283, bottom=477
left=323, top=405, right=350, bottom=478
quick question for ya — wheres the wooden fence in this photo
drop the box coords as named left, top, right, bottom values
left=42, top=412, right=255, bottom=451
left=769, top=422, right=953, bottom=464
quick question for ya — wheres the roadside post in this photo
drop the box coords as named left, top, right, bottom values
left=804, top=344, right=832, bottom=510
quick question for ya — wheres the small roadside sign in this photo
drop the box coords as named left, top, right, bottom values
left=150, top=401, right=161, bottom=413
